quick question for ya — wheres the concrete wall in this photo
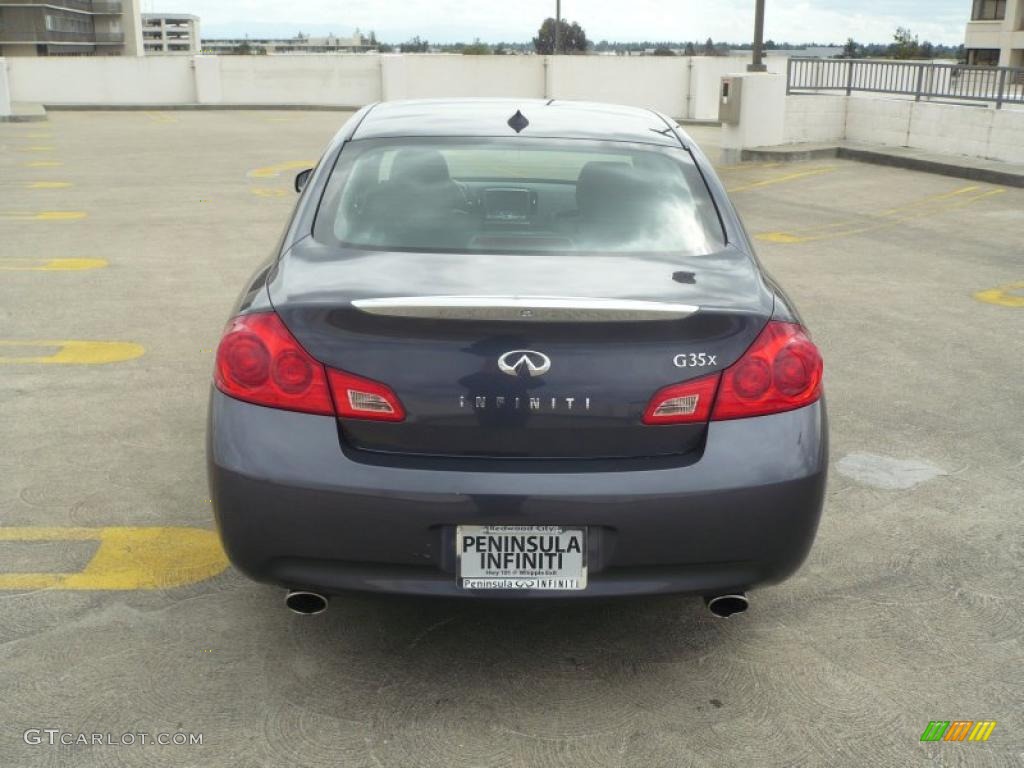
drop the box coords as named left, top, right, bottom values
left=217, top=55, right=382, bottom=105
left=784, top=93, right=1024, bottom=164
left=6, top=56, right=194, bottom=104
left=0, top=51, right=774, bottom=119
left=381, top=54, right=544, bottom=101
left=784, top=94, right=847, bottom=143
left=548, top=55, right=688, bottom=117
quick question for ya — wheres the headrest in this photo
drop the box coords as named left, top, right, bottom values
left=575, top=161, right=648, bottom=216
left=389, top=148, right=452, bottom=185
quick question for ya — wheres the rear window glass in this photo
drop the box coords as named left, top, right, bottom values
left=313, top=138, right=725, bottom=256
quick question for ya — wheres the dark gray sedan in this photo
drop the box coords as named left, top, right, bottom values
left=207, top=99, right=827, bottom=616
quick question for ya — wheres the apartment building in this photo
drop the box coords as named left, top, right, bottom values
left=0, top=0, right=142, bottom=56
left=201, top=32, right=370, bottom=55
left=142, top=12, right=198, bottom=54
left=965, top=0, right=1024, bottom=67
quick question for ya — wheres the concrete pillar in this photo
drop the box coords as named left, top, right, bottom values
left=719, top=72, right=787, bottom=164
left=193, top=56, right=222, bottom=105
left=0, top=59, right=12, bottom=118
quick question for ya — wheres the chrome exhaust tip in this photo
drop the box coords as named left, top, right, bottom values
left=704, top=593, right=748, bottom=618
left=285, top=590, right=328, bottom=615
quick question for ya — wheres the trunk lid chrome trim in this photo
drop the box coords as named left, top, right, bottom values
left=351, top=296, right=699, bottom=322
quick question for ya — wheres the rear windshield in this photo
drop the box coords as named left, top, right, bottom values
left=313, top=138, right=725, bottom=256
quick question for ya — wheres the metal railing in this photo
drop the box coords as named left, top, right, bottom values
left=787, top=58, right=1024, bottom=109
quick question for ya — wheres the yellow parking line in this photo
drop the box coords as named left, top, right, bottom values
left=716, top=162, right=783, bottom=172
left=251, top=187, right=287, bottom=197
left=0, top=211, right=87, bottom=221
left=0, top=340, right=144, bottom=364
left=0, top=527, right=228, bottom=590
left=23, top=160, right=63, bottom=168
left=143, top=111, right=178, bottom=123
left=975, top=281, right=1024, bottom=308
left=17, top=146, right=55, bottom=152
left=27, top=181, right=72, bottom=189
left=758, top=186, right=1006, bottom=244
left=0, top=258, right=107, bottom=271
left=248, top=159, right=315, bottom=179
left=728, top=166, right=836, bottom=193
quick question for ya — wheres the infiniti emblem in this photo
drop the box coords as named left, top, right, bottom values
left=498, top=349, right=551, bottom=378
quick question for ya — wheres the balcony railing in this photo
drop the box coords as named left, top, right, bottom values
left=0, top=0, right=121, bottom=10
left=787, top=58, right=1024, bottom=109
left=90, top=2, right=123, bottom=13
left=0, top=29, right=123, bottom=44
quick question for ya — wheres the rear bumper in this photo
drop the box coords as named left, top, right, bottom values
left=207, top=389, right=828, bottom=598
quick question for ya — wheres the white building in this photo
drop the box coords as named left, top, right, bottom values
left=142, top=13, right=199, bottom=54
left=965, top=0, right=1024, bottom=67
left=200, top=32, right=369, bottom=55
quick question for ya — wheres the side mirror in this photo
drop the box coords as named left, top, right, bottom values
left=295, top=168, right=313, bottom=193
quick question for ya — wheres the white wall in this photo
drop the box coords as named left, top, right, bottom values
left=784, top=94, right=846, bottom=143
left=784, top=93, right=1024, bottom=165
left=548, top=56, right=688, bottom=118
left=217, top=55, right=382, bottom=105
left=1, top=52, right=769, bottom=119
left=6, top=56, right=194, bottom=104
left=381, top=54, right=544, bottom=101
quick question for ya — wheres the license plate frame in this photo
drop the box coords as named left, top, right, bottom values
left=456, top=525, right=587, bottom=591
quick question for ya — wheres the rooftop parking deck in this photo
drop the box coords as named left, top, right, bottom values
left=1, top=110, right=1022, bottom=766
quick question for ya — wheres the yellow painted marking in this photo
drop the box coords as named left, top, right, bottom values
left=975, top=281, right=1024, bottom=308
left=0, top=340, right=144, bottom=364
left=143, top=111, right=178, bottom=123
left=27, top=181, right=72, bottom=189
left=24, top=160, right=63, bottom=168
left=0, top=211, right=87, bottom=221
left=0, top=257, right=107, bottom=271
left=716, top=162, right=783, bottom=172
left=251, top=187, right=287, bottom=198
left=0, top=527, right=228, bottom=590
left=758, top=186, right=1006, bottom=244
left=728, top=166, right=836, bottom=193
left=17, top=146, right=55, bottom=152
left=17, top=133, right=53, bottom=139
left=248, top=160, right=315, bottom=179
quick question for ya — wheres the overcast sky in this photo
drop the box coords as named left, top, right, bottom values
left=144, top=1, right=970, bottom=45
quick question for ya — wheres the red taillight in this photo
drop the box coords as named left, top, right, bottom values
left=214, top=312, right=405, bottom=421
left=642, top=321, right=823, bottom=425
left=711, top=321, right=823, bottom=420
left=215, top=313, right=334, bottom=415
left=327, top=368, right=406, bottom=422
left=643, top=372, right=720, bottom=425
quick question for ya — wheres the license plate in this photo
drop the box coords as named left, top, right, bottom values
left=456, top=525, right=587, bottom=591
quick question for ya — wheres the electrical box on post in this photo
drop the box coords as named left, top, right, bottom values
left=719, top=77, right=742, bottom=125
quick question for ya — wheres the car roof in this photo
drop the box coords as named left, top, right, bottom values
left=350, top=98, right=689, bottom=148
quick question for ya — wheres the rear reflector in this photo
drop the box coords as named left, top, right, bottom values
left=214, top=312, right=405, bottom=421
left=711, top=321, right=823, bottom=420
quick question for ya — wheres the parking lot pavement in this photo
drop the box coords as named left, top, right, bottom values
left=1, top=111, right=1022, bottom=767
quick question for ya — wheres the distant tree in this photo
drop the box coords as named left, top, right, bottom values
left=842, top=38, right=859, bottom=58
left=684, top=41, right=697, bottom=56
left=462, top=38, right=491, bottom=55
left=400, top=36, right=429, bottom=53
left=918, top=40, right=935, bottom=59
left=891, top=26, right=919, bottom=59
left=378, top=42, right=394, bottom=53
left=494, top=43, right=507, bottom=55
left=652, top=46, right=675, bottom=56
left=764, top=39, right=777, bottom=50
left=367, top=30, right=378, bottom=47
left=703, top=37, right=717, bottom=56
left=233, top=41, right=266, bottom=55
left=533, top=17, right=589, bottom=54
